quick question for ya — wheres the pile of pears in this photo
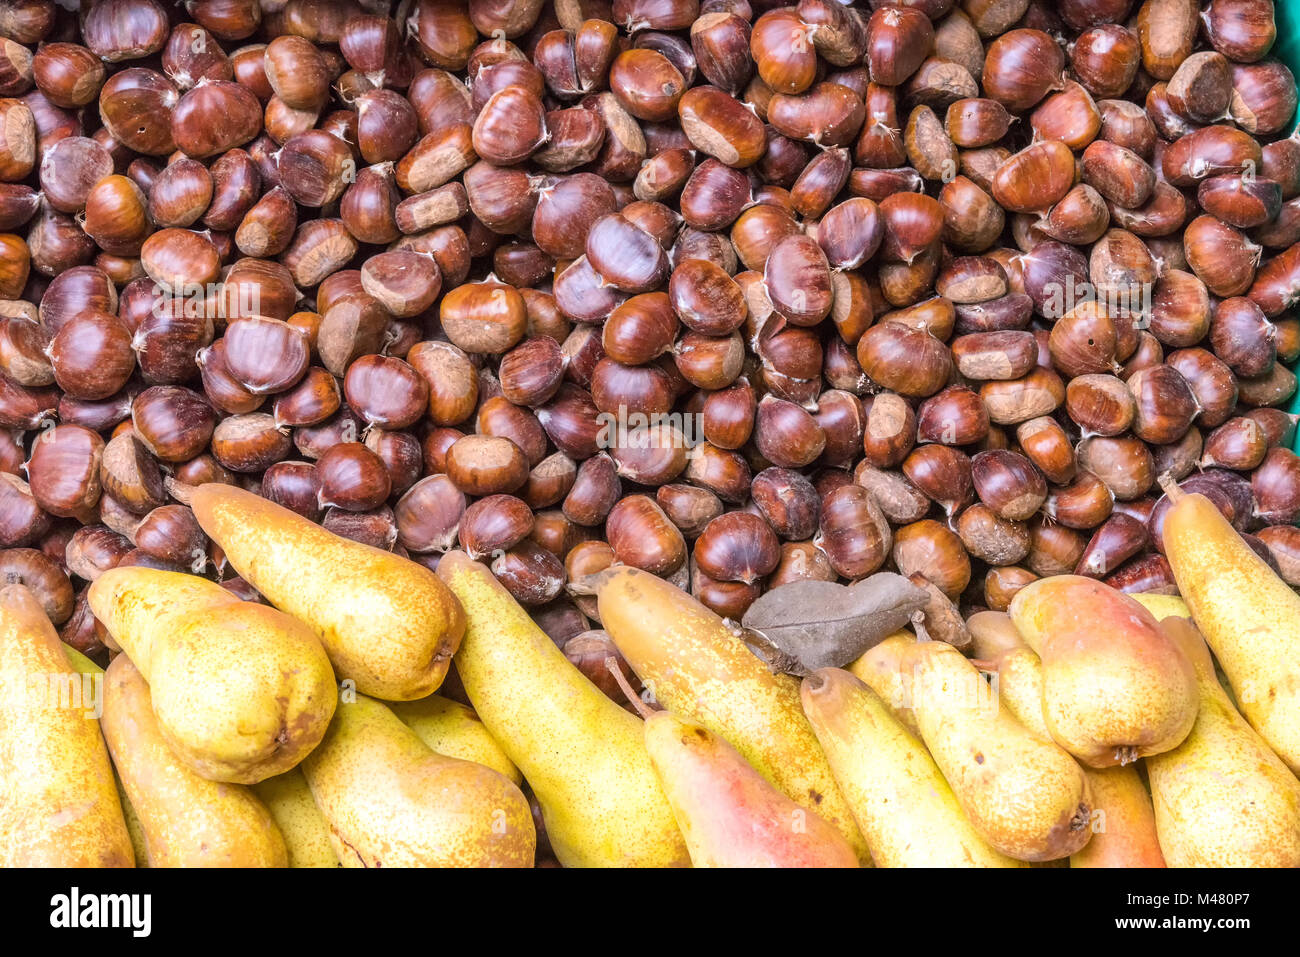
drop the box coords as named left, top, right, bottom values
left=3, top=478, right=1299, bottom=868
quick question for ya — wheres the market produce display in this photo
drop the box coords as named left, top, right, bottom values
left=2, top=0, right=1300, bottom=868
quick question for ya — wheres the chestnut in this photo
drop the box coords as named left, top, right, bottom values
left=751, top=9, right=818, bottom=95
left=0, top=547, right=73, bottom=624
left=693, top=511, right=780, bottom=585
left=148, top=157, right=213, bottom=228
left=1077, top=435, right=1155, bottom=502
left=260, top=460, right=323, bottom=522
left=985, top=565, right=1039, bottom=611
left=343, top=354, right=428, bottom=431
left=210, top=413, right=292, bottom=473
left=131, top=386, right=216, bottom=463
left=485, top=538, right=562, bottom=607
left=388, top=474, right=463, bottom=555
left=892, top=518, right=970, bottom=600
left=970, top=450, right=1047, bottom=522
left=82, top=0, right=168, bottom=63
left=916, top=385, right=989, bottom=447
left=903, top=444, right=974, bottom=519
left=313, top=441, right=391, bottom=513
left=755, top=396, right=825, bottom=469
left=609, top=422, right=690, bottom=486
left=857, top=323, right=953, bottom=398
left=221, top=317, right=310, bottom=396
left=444, top=434, right=529, bottom=497
left=26, top=424, right=104, bottom=520
left=749, top=467, right=820, bottom=541
left=956, top=504, right=1031, bottom=567
left=322, top=506, right=398, bottom=552
left=0, top=472, right=51, bottom=547
left=1126, top=364, right=1200, bottom=445
left=1066, top=374, right=1137, bottom=438
left=1258, top=525, right=1300, bottom=587
left=606, top=494, right=687, bottom=576
left=1252, top=447, right=1300, bottom=526
left=652, top=482, right=721, bottom=539
left=43, top=311, right=131, bottom=404
left=439, top=279, right=527, bottom=356
left=864, top=7, right=933, bottom=88
left=133, top=504, right=207, bottom=568
left=982, top=28, right=1064, bottom=112
left=65, top=524, right=133, bottom=582
left=815, top=483, right=891, bottom=579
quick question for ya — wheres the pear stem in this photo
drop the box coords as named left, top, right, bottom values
left=969, top=657, right=1000, bottom=674
left=911, top=610, right=932, bottom=643
left=1158, top=472, right=1185, bottom=503
left=604, top=656, right=655, bottom=719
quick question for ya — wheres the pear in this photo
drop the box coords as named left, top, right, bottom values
left=801, top=668, right=1024, bottom=868
left=966, top=611, right=1050, bottom=741
left=89, top=566, right=337, bottom=784
left=100, top=655, right=287, bottom=867
left=390, top=694, right=521, bottom=785
left=1128, top=593, right=1192, bottom=621
left=63, top=644, right=147, bottom=867
left=1070, top=766, right=1166, bottom=868
left=594, top=565, right=869, bottom=862
left=968, top=612, right=1166, bottom=868
left=644, top=709, right=859, bottom=867
left=191, top=483, right=464, bottom=700
left=436, top=552, right=688, bottom=867
left=1009, top=575, right=1198, bottom=767
left=845, top=629, right=919, bottom=735
left=1158, top=478, right=1300, bottom=774
left=252, top=769, right=340, bottom=868
left=905, top=639, right=1092, bottom=861
left=0, top=585, right=132, bottom=867
left=301, top=693, right=534, bottom=867
left=1144, top=615, right=1300, bottom=866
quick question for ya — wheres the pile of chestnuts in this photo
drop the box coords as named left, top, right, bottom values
left=2, top=0, right=1300, bottom=668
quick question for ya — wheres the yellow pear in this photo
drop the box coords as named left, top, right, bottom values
left=968, top=612, right=1166, bottom=868
left=100, top=655, right=287, bottom=867
left=1159, top=478, right=1300, bottom=773
left=1009, top=576, right=1197, bottom=767
left=191, top=483, right=464, bottom=700
left=0, top=585, right=132, bottom=867
left=436, top=552, right=688, bottom=867
left=1070, top=766, right=1166, bottom=868
left=252, top=768, right=340, bottom=868
left=301, top=693, right=534, bottom=867
left=644, top=709, right=859, bottom=868
left=594, top=566, right=869, bottom=862
left=801, top=668, right=1025, bottom=868
left=845, top=629, right=919, bottom=734
left=904, top=639, right=1092, bottom=861
left=1146, top=615, right=1300, bottom=867
left=390, top=694, right=521, bottom=785
left=1129, top=593, right=1191, bottom=620
left=63, top=644, right=147, bottom=867
left=89, top=566, right=337, bottom=784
